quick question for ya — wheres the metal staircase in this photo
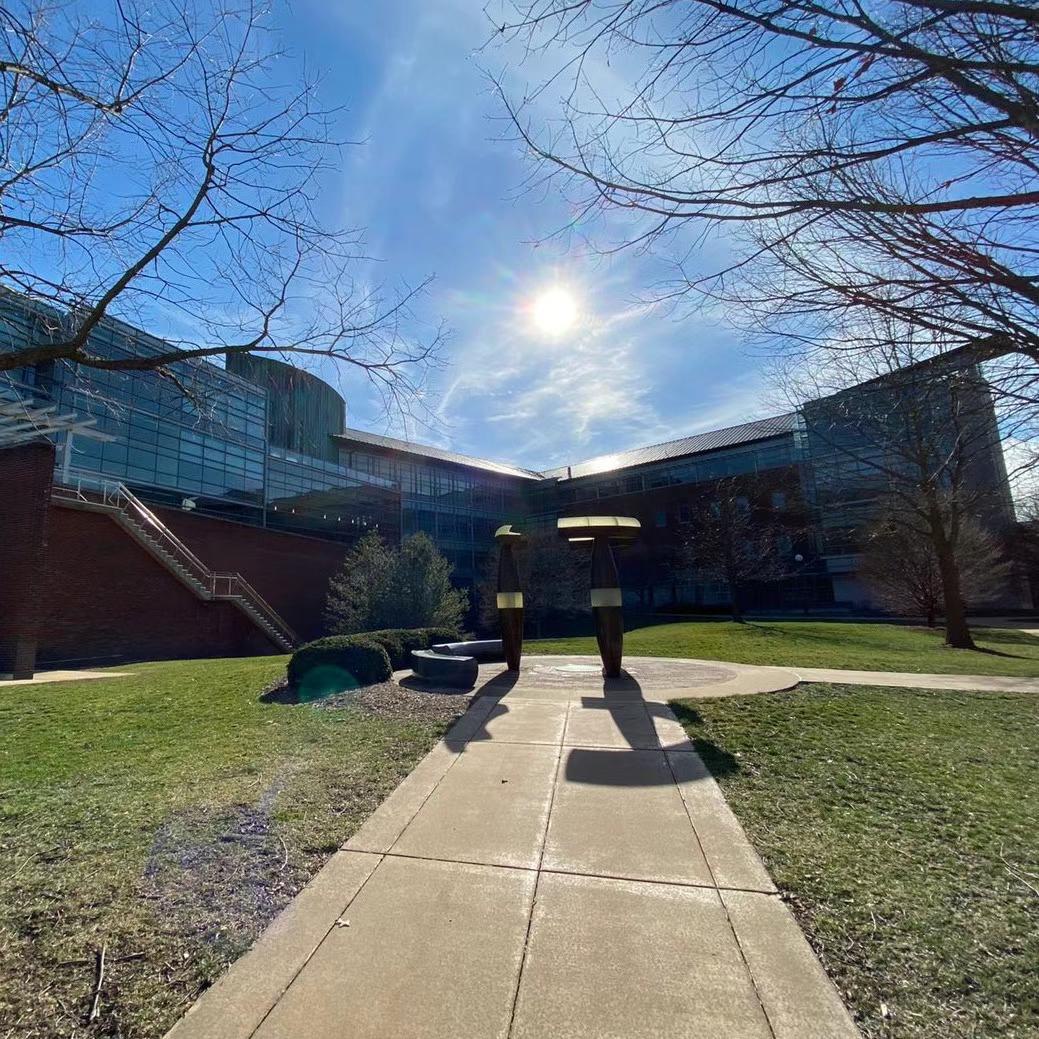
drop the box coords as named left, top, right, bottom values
left=52, top=472, right=298, bottom=653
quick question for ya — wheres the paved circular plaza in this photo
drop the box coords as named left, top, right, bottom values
left=402, top=654, right=798, bottom=702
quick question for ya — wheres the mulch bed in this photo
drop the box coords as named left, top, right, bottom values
left=259, top=676, right=472, bottom=726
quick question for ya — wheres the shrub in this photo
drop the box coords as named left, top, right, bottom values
left=357, top=627, right=462, bottom=670
left=325, top=532, right=468, bottom=634
left=422, top=626, right=459, bottom=647
left=363, top=629, right=409, bottom=670
left=287, top=635, right=392, bottom=699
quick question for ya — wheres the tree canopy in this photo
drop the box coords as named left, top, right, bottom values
left=0, top=1, right=438, bottom=411
left=325, top=531, right=468, bottom=635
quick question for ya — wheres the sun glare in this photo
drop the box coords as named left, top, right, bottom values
left=531, top=286, right=579, bottom=336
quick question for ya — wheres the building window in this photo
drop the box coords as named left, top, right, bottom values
left=678, top=503, right=691, bottom=523
left=655, top=510, right=667, bottom=528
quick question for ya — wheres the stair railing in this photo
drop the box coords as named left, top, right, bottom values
left=55, top=470, right=298, bottom=648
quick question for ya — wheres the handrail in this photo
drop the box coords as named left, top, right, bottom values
left=212, top=569, right=300, bottom=645
left=57, top=471, right=214, bottom=589
left=54, top=470, right=298, bottom=647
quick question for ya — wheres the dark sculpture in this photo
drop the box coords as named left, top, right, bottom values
left=495, top=524, right=525, bottom=671
left=558, top=516, right=641, bottom=678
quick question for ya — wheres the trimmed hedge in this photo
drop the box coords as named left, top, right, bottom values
left=357, top=627, right=460, bottom=670
left=287, top=635, right=391, bottom=693
left=288, top=627, right=462, bottom=691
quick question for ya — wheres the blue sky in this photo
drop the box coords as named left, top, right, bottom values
left=270, top=1, right=773, bottom=472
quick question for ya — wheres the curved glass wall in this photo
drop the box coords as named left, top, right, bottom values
left=225, top=354, right=345, bottom=462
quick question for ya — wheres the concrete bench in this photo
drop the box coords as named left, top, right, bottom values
left=410, top=649, right=479, bottom=688
left=431, top=639, right=503, bottom=661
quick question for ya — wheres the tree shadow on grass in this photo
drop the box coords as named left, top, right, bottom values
left=965, top=628, right=1039, bottom=659
left=963, top=645, right=1033, bottom=661
left=669, top=702, right=742, bottom=779
left=741, top=622, right=843, bottom=644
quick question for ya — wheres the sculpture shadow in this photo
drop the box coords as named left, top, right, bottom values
left=472, top=669, right=521, bottom=699
left=668, top=702, right=741, bottom=779
left=562, top=673, right=725, bottom=787
left=441, top=668, right=521, bottom=752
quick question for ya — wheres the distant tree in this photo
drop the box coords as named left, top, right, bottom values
left=325, top=532, right=467, bottom=634
left=477, top=527, right=589, bottom=637
left=325, top=531, right=393, bottom=634
left=860, top=507, right=1013, bottom=627
left=380, top=533, right=469, bottom=632
left=787, top=336, right=1017, bottom=648
left=681, top=477, right=795, bottom=622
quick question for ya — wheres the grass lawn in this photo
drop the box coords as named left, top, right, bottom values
left=0, top=656, right=466, bottom=1038
left=672, top=684, right=1039, bottom=1039
left=528, top=620, right=1039, bottom=676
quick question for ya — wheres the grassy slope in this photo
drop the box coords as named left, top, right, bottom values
left=528, top=620, right=1039, bottom=676
left=673, top=684, right=1039, bottom=1039
left=0, top=656, right=456, bottom=1037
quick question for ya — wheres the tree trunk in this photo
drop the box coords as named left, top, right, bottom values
left=938, top=559, right=974, bottom=648
left=729, top=582, right=744, bottom=623
left=926, top=509, right=975, bottom=649
left=926, top=606, right=936, bottom=628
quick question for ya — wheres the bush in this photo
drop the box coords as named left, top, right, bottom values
left=356, top=627, right=462, bottom=670
left=422, top=626, right=459, bottom=647
left=325, top=532, right=468, bottom=634
left=287, top=635, right=392, bottom=699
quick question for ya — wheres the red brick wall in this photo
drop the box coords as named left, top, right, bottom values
left=36, top=504, right=274, bottom=667
left=157, top=508, right=347, bottom=641
left=0, top=441, right=55, bottom=677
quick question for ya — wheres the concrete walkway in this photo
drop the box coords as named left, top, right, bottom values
left=790, top=666, right=1039, bottom=693
left=0, top=668, right=131, bottom=686
left=167, top=660, right=859, bottom=1039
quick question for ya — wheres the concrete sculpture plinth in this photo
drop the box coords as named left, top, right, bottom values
left=558, top=516, right=641, bottom=678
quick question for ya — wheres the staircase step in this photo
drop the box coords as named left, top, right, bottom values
left=108, top=490, right=295, bottom=648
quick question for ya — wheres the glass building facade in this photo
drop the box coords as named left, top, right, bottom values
left=0, top=293, right=532, bottom=581
left=1, top=294, right=269, bottom=521
left=1, top=291, right=1021, bottom=607
left=337, top=438, right=533, bottom=583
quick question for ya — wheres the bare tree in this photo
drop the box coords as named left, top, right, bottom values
left=860, top=506, right=1012, bottom=626
left=0, top=1, right=439, bottom=407
left=789, top=333, right=1018, bottom=647
left=491, top=1, right=1039, bottom=446
left=680, top=476, right=797, bottom=622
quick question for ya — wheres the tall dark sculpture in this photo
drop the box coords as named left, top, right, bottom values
left=558, top=516, right=641, bottom=678
left=495, top=524, right=525, bottom=671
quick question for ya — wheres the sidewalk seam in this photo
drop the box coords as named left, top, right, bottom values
left=662, top=733, right=778, bottom=1039
left=504, top=702, right=568, bottom=1038
left=382, top=697, right=491, bottom=855
left=245, top=851, right=386, bottom=1039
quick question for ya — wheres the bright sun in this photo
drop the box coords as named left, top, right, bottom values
left=531, top=287, right=579, bottom=336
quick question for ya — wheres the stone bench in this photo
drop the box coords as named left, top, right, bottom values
left=410, top=649, right=479, bottom=688
left=431, top=639, right=503, bottom=661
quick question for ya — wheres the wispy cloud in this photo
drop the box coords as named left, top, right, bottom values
left=272, top=0, right=767, bottom=468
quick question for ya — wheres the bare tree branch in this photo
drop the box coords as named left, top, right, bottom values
left=0, top=0, right=440, bottom=418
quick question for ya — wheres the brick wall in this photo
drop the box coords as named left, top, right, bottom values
left=157, top=508, right=347, bottom=641
left=36, top=504, right=274, bottom=667
left=0, top=441, right=55, bottom=677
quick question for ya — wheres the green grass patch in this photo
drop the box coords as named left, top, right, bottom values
left=0, top=656, right=461, bottom=1037
left=528, top=620, right=1039, bottom=676
left=672, top=684, right=1039, bottom=1039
